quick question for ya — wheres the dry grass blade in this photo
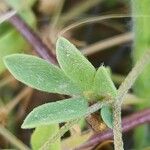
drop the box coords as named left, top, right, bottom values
left=0, top=75, right=15, bottom=89
left=0, top=124, right=30, bottom=150
left=5, top=87, right=32, bottom=114
left=59, top=14, right=130, bottom=36
left=82, top=32, right=133, bottom=56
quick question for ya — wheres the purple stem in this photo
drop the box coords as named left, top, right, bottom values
left=74, top=108, right=150, bottom=150
left=8, top=14, right=57, bottom=64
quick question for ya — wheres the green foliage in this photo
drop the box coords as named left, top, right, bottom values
left=94, top=66, right=117, bottom=128
left=4, top=54, right=81, bottom=96
left=31, top=124, right=61, bottom=150
left=132, top=0, right=150, bottom=148
left=0, top=0, right=36, bottom=73
left=94, top=66, right=117, bottom=98
left=6, top=0, right=37, bottom=9
left=56, top=37, right=96, bottom=92
left=132, top=0, right=150, bottom=107
left=4, top=37, right=117, bottom=130
left=0, top=31, right=25, bottom=72
left=101, top=106, right=113, bottom=128
left=21, top=97, right=88, bottom=128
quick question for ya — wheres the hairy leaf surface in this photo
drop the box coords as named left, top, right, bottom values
left=101, top=106, right=113, bottom=128
left=4, top=54, right=81, bottom=95
left=22, top=97, right=88, bottom=128
left=94, top=66, right=117, bottom=98
left=56, top=37, right=96, bottom=91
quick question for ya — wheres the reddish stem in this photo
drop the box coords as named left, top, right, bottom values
left=8, top=15, right=57, bottom=64
left=74, top=108, right=150, bottom=150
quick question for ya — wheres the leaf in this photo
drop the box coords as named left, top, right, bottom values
left=19, top=10, right=36, bottom=27
left=31, top=124, right=61, bottom=150
left=6, top=0, right=37, bottom=9
left=94, top=66, right=117, bottom=128
left=0, top=30, right=27, bottom=73
left=21, top=97, right=88, bottom=129
left=94, top=66, right=117, bottom=99
left=56, top=37, right=96, bottom=92
left=4, top=54, right=81, bottom=96
left=0, top=0, right=36, bottom=74
left=101, top=106, right=113, bottom=128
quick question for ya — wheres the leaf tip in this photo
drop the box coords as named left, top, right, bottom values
left=101, top=106, right=113, bottom=129
left=21, top=109, right=36, bottom=129
left=3, top=54, right=20, bottom=67
left=21, top=122, right=27, bottom=129
left=21, top=116, right=34, bottom=129
left=56, top=36, right=68, bottom=49
left=3, top=54, right=15, bottom=69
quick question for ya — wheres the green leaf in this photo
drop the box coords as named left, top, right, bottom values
left=0, top=0, right=36, bottom=74
left=101, top=106, right=113, bottom=128
left=0, top=30, right=27, bottom=73
left=21, top=97, right=88, bottom=128
left=94, top=66, right=117, bottom=99
left=4, top=54, right=82, bottom=96
left=31, top=124, right=61, bottom=150
left=56, top=37, right=96, bottom=92
left=94, top=66, right=117, bottom=128
left=6, top=0, right=37, bottom=8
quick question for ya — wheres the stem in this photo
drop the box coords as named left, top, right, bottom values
left=75, top=108, right=150, bottom=150
left=40, top=100, right=113, bottom=149
left=7, top=12, right=62, bottom=150
left=117, top=50, right=150, bottom=104
left=112, top=49, right=150, bottom=150
left=41, top=49, right=150, bottom=149
left=59, top=14, right=130, bottom=36
left=8, top=15, right=57, bottom=64
left=0, top=124, right=30, bottom=150
left=112, top=103, right=124, bottom=150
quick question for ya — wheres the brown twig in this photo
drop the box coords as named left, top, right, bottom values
left=8, top=14, right=57, bottom=64
left=74, top=108, right=150, bottom=150
left=82, top=32, right=133, bottom=56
